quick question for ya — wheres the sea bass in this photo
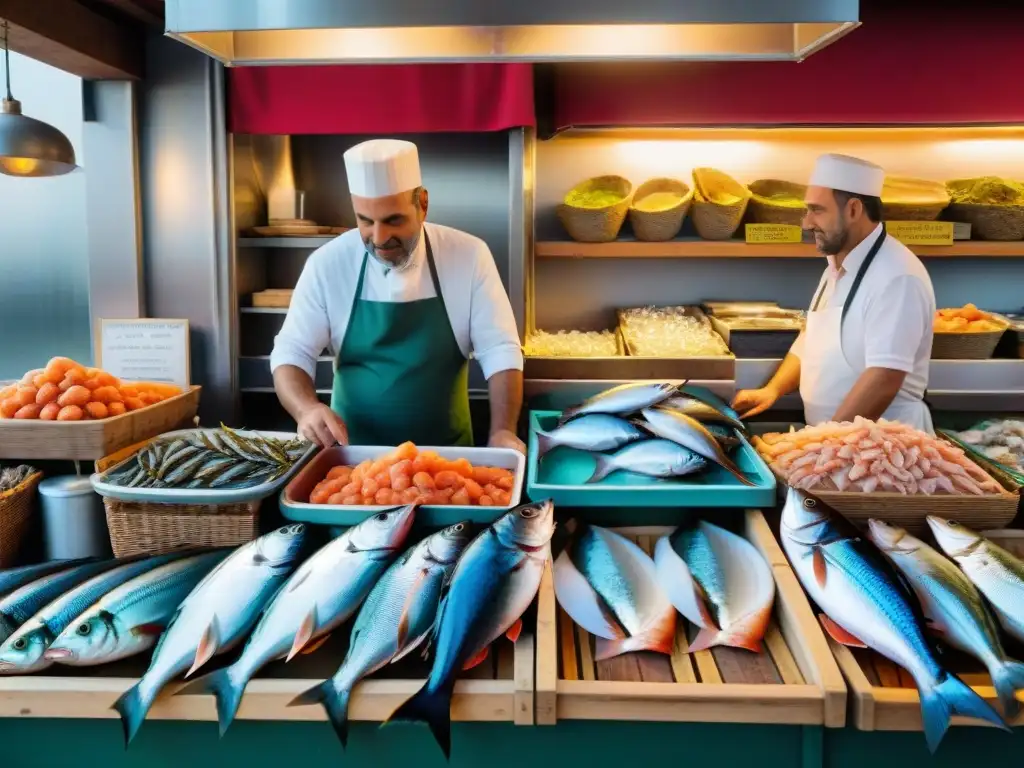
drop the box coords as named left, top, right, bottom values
left=639, top=407, right=755, bottom=486
left=781, top=488, right=1007, bottom=752
left=928, top=517, right=1024, bottom=645
left=112, top=524, right=306, bottom=746
left=536, top=414, right=645, bottom=458
left=654, top=521, right=774, bottom=653
left=0, top=551, right=197, bottom=674
left=179, top=506, right=416, bottom=736
left=289, top=521, right=472, bottom=748
left=386, top=500, right=555, bottom=759
left=45, top=551, right=228, bottom=667
left=554, top=524, right=675, bottom=660
left=660, top=395, right=746, bottom=432
left=559, top=382, right=676, bottom=424
left=0, top=559, right=95, bottom=598
left=587, top=439, right=707, bottom=483
left=0, top=559, right=121, bottom=644
left=869, top=518, right=1024, bottom=718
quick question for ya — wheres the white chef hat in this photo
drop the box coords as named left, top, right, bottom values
left=808, top=153, right=885, bottom=197
left=344, top=139, right=422, bottom=198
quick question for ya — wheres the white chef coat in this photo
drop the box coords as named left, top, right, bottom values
left=270, top=222, right=523, bottom=380
left=791, top=224, right=936, bottom=431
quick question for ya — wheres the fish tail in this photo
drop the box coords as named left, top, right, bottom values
left=920, top=672, right=1010, bottom=753
left=384, top=682, right=454, bottom=759
left=111, top=681, right=152, bottom=747
left=289, top=680, right=351, bottom=749
left=535, top=431, right=556, bottom=459
left=989, top=660, right=1024, bottom=719
left=177, top=667, right=245, bottom=737
left=595, top=613, right=676, bottom=660
left=586, top=455, right=616, bottom=484
left=713, top=607, right=771, bottom=654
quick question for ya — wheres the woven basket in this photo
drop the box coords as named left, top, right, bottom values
left=0, top=471, right=41, bottom=567
left=103, top=497, right=259, bottom=558
left=932, top=329, right=1007, bottom=360
left=628, top=178, right=693, bottom=241
left=557, top=176, right=632, bottom=243
left=945, top=202, right=1024, bottom=240
left=881, top=176, right=950, bottom=221
left=692, top=168, right=751, bottom=240
left=812, top=489, right=1018, bottom=535
left=747, top=179, right=807, bottom=226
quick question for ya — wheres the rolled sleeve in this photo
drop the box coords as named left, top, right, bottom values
left=790, top=331, right=806, bottom=360
left=468, top=242, right=524, bottom=380
left=862, top=275, right=933, bottom=374
left=269, top=258, right=331, bottom=381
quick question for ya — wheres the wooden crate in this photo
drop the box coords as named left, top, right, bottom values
left=0, top=609, right=535, bottom=726
left=0, top=386, right=201, bottom=461
left=534, top=511, right=847, bottom=726
left=829, top=529, right=1024, bottom=731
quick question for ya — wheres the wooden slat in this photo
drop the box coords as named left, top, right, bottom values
left=558, top=610, right=579, bottom=681
left=513, top=633, right=534, bottom=726
left=636, top=652, right=674, bottom=683
left=829, top=640, right=877, bottom=730
left=578, top=627, right=596, bottom=681
left=873, top=657, right=902, bottom=689
left=670, top=621, right=698, bottom=684
left=596, top=652, right=640, bottom=682
left=852, top=649, right=880, bottom=686
left=712, top=645, right=781, bottom=685
left=496, top=640, right=515, bottom=681
left=534, top=560, right=558, bottom=726
left=764, top=622, right=804, bottom=685
left=896, top=665, right=916, bottom=689
left=691, top=629, right=723, bottom=684
left=94, top=0, right=164, bottom=26
left=463, top=649, right=496, bottom=680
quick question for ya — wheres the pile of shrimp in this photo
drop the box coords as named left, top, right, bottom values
left=753, top=416, right=1004, bottom=495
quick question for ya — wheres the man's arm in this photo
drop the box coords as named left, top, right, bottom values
left=831, top=367, right=908, bottom=423
left=731, top=343, right=802, bottom=419
left=487, top=369, right=525, bottom=452
left=274, top=365, right=348, bottom=447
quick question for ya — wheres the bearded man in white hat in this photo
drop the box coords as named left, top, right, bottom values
left=271, top=139, right=525, bottom=452
left=733, top=153, right=937, bottom=432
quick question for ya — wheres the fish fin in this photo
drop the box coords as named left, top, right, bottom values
left=812, top=549, right=828, bottom=588
left=989, top=660, right=1024, bottom=720
left=187, top=619, right=220, bottom=678
left=552, top=549, right=627, bottom=639
left=594, top=611, right=676, bottom=660
left=177, top=668, right=244, bottom=738
left=129, top=623, right=165, bottom=637
left=287, top=607, right=319, bottom=663
left=585, top=454, right=617, bottom=484
left=111, top=682, right=151, bottom=747
left=384, top=682, right=454, bottom=759
left=289, top=681, right=351, bottom=749
left=719, top=607, right=773, bottom=653
left=819, top=614, right=866, bottom=648
left=687, top=626, right=721, bottom=653
left=462, top=646, right=490, bottom=671
left=920, top=672, right=1010, bottom=753
left=397, top=569, right=430, bottom=650
left=506, top=618, right=523, bottom=643
left=536, top=431, right=556, bottom=459
left=392, top=631, right=430, bottom=665
left=301, top=633, right=331, bottom=656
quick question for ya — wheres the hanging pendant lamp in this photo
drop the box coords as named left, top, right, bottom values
left=0, top=20, right=77, bottom=177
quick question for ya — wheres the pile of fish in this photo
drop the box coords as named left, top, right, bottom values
left=952, top=419, right=1024, bottom=473
left=104, top=426, right=310, bottom=490
left=537, top=382, right=755, bottom=487
left=0, top=498, right=555, bottom=759
left=553, top=520, right=775, bottom=660
left=755, top=417, right=1003, bottom=496
left=781, top=486, right=1024, bottom=752
left=0, top=464, right=36, bottom=493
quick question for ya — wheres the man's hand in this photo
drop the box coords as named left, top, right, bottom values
left=731, top=386, right=781, bottom=420
left=297, top=403, right=349, bottom=447
left=488, top=428, right=525, bottom=455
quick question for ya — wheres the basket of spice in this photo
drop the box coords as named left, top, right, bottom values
left=881, top=176, right=950, bottom=221
left=628, top=178, right=693, bottom=241
left=945, top=177, right=1024, bottom=240
left=92, top=427, right=316, bottom=556
left=746, top=179, right=807, bottom=226
left=557, top=176, right=633, bottom=243
left=0, top=466, right=41, bottom=566
left=932, top=303, right=1010, bottom=360
left=691, top=168, right=751, bottom=240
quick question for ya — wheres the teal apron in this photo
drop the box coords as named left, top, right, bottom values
left=331, top=232, right=473, bottom=446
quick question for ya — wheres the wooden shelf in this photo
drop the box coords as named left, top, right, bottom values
left=536, top=239, right=1024, bottom=259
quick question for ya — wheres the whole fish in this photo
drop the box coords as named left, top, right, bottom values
left=288, top=521, right=473, bottom=748
left=45, top=551, right=229, bottom=667
left=536, top=414, right=644, bottom=459
left=587, top=439, right=707, bottom=483
left=639, top=406, right=755, bottom=487
left=178, top=506, right=416, bottom=736
left=0, top=559, right=121, bottom=644
left=928, top=517, right=1024, bottom=645
left=559, top=382, right=677, bottom=424
left=554, top=524, right=675, bottom=660
left=781, top=488, right=1007, bottom=752
left=654, top=521, right=774, bottom=653
left=385, top=499, right=555, bottom=759
left=112, top=524, right=306, bottom=746
left=0, top=551, right=197, bottom=674
left=660, top=394, right=746, bottom=432
left=869, top=518, right=1024, bottom=718
left=0, top=558, right=95, bottom=598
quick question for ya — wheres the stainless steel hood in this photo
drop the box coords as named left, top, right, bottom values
left=164, top=0, right=860, bottom=65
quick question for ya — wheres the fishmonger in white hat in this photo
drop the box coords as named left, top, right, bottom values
left=271, top=139, right=525, bottom=451
left=733, top=153, right=937, bottom=432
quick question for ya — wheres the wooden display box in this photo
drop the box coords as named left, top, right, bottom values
left=534, top=511, right=847, bottom=727
left=829, top=529, right=1024, bottom=732
left=0, top=386, right=201, bottom=461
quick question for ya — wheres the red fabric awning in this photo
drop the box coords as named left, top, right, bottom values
left=229, top=64, right=536, bottom=135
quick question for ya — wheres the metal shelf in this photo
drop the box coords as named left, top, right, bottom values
left=238, top=237, right=335, bottom=249
left=240, top=307, right=289, bottom=315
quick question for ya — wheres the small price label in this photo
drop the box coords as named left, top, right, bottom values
left=744, top=224, right=804, bottom=244
left=886, top=221, right=954, bottom=246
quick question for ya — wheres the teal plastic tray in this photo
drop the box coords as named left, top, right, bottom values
left=526, top=401, right=776, bottom=509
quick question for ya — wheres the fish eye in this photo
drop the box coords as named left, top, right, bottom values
left=947, top=519, right=959, bottom=526
left=804, top=499, right=817, bottom=508
left=77, top=623, right=91, bottom=636
left=520, top=507, right=537, bottom=518
left=453, top=524, right=464, bottom=532
left=375, top=512, right=389, bottom=522
left=12, top=638, right=26, bottom=650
